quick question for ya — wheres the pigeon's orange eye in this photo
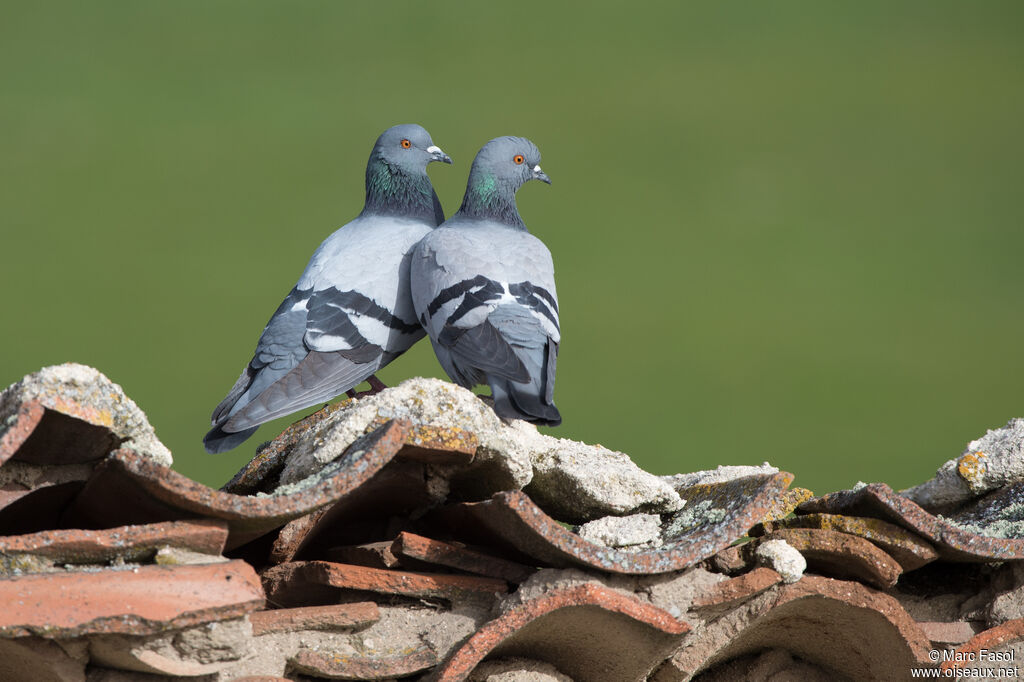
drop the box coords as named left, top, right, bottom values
left=401, top=139, right=412, bottom=149
left=513, top=154, right=525, bottom=165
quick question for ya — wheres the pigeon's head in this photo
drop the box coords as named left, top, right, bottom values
left=470, top=136, right=551, bottom=190
left=371, top=124, right=452, bottom=172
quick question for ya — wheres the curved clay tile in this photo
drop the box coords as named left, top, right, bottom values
left=940, top=618, right=1024, bottom=675
left=656, top=574, right=932, bottom=680
left=431, top=583, right=689, bottom=681
left=64, top=420, right=410, bottom=550
left=799, top=483, right=1024, bottom=562
left=0, top=560, right=263, bottom=638
left=752, top=512, right=938, bottom=571
left=425, top=472, right=794, bottom=575
left=753, top=528, right=904, bottom=589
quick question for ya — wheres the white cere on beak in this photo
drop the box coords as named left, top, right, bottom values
left=427, top=145, right=442, bottom=154
left=533, top=165, right=542, bottom=173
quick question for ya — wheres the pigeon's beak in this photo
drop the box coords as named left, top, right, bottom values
left=532, top=164, right=552, bottom=185
left=427, top=145, right=453, bottom=164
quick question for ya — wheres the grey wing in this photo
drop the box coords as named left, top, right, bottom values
left=412, top=228, right=559, bottom=384
left=219, top=286, right=411, bottom=433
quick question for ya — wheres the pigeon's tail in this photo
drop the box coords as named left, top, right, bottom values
left=490, top=376, right=561, bottom=426
left=486, top=313, right=561, bottom=427
left=203, top=423, right=259, bottom=454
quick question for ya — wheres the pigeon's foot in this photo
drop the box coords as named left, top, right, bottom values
left=346, top=375, right=388, bottom=399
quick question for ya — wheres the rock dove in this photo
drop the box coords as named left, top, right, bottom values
left=204, top=124, right=452, bottom=453
left=411, top=136, right=561, bottom=426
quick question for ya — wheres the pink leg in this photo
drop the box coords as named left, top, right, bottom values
left=347, top=375, right=388, bottom=399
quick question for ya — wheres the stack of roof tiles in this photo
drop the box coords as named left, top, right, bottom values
left=2, top=363, right=1024, bottom=681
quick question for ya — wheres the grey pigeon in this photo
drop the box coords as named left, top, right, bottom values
left=204, top=124, right=452, bottom=453
left=411, top=136, right=560, bottom=425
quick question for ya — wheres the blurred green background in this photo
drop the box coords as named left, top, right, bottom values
left=2, top=2, right=1022, bottom=494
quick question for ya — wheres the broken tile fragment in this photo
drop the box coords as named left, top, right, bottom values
left=433, top=583, right=689, bottom=681
left=756, top=528, right=901, bottom=589
left=0, top=519, right=228, bottom=568
left=0, top=560, right=263, bottom=638
left=753, top=512, right=938, bottom=571
left=249, top=602, right=379, bottom=635
left=325, top=541, right=401, bottom=570
left=263, top=560, right=508, bottom=604
left=691, top=567, right=783, bottom=611
left=799, top=482, right=1024, bottom=562
left=657, top=575, right=932, bottom=681
left=391, top=532, right=536, bottom=584
left=0, top=363, right=171, bottom=467
left=289, top=644, right=438, bottom=680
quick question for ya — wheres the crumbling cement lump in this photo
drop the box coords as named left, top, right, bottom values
left=277, top=377, right=684, bottom=521
left=0, top=363, right=172, bottom=466
left=904, top=418, right=1024, bottom=512
left=278, top=378, right=532, bottom=493
left=755, top=539, right=806, bottom=583
left=522, top=421, right=683, bottom=523
left=577, top=513, right=664, bottom=549
left=661, top=463, right=779, bottom=492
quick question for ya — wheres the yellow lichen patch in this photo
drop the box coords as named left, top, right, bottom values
left=957, top=451, right=988, bottom=485
left=759, top=486, right=815, bottom=524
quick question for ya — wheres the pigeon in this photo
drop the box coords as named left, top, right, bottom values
left=410, top=136, right=561, bottom=426
left=204, top=124, right=452, bottom=453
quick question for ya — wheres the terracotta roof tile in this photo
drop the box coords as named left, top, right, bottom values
left=940, top=617, right=1024, bottom=673
left=753, top=512, right=938, bottom=571
left=0, top=559, right=263, bottom=638
left=799, top=482, right=1024, bottom=562
left=0, top=519, right=228, bottom=567
left=1, top=398, right=118, bottom=468
left=66, top=420, right=409, bottom=551
left=263, top=561, right=507, bottom=606
left=690, top=567, right=783, bottom=611
left=290, top=645, right=438, bottom=680
left=250, top=602, right=380, bottom=635
left=425, top=472, right=792, bottom=575
left=324, top=541, right=401, bottom=569
left=657, top=574, right=932, bottom=681
left=391, top=532, right=536, bottom=584
left=264, top=457, right=437, bottom=565
left=431, top=583, right=689, bottom=681
left=754, top=527, right=903, bottom=589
